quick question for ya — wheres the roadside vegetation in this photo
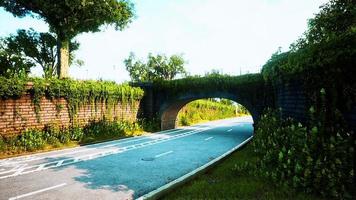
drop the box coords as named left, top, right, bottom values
left=166, top=0, right=355, bottom=199
left=257, top=1, right=355, bottom=198
left=0, top=76, right=144, bottom=122
left=0, top=0, right=354, bottom=198
left=177, top=99, right=249, bottom=126
left=162, top=144, right=324, bottom=200
left=0, top=119, right=155, bottom=159
left=0, top=76, right=147, bottom=158
left=0, top=0, right=134, bottom=78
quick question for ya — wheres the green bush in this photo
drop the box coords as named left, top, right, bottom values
left=17, top=129, right=46, bottom=151
left=43, top=123, right=61, bottom=146
left=0, top=136, right=5, bottom=151
left=0, top=119, right=148, bottom=155
left=137, top=118, right=160, bottom=132
left=253, top=109, right=354, bottom=199
left=69, top=126, right=84, bottom=141
left=81, top=120, right=143, bottom=143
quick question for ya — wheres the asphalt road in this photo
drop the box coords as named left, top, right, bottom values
left=0, top=116, right=253, bottom=200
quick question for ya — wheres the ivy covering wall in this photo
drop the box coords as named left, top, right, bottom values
left=0, top=77, right=144, bottom=123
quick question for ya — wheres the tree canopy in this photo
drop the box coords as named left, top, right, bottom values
left=0, top=0, right=135, bottom=78
left=0, top=29, right=82, bottom=78
left=124, top=53, right=188, bottom=82
left=262, top=0, right=356, bottom=79
left=0, top=40, right=32, bottom=77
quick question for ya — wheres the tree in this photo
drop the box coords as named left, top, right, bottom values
left=1, top=29, right=82, bottom=78
left=0, top=0, right=135, bottom=78
left=124, top=53, right=188, bottom=82
left=290, top=0, right=355, bottom=50
left=0, top=39, right=32, bottom=77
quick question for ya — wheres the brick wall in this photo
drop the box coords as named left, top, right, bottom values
left=0, top=95, right=140, bottom=136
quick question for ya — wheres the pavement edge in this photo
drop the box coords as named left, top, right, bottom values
left=136, top=135, right=254, bottom=200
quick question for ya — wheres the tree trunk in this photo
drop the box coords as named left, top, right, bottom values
left=57, top=39, right=69, bottom=78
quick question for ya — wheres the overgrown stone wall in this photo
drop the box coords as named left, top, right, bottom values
left=0, top=94, right=140, bottom=136
left=275, top=79, right=308, bottom=123
left=275, top=79, right=356, bottom=132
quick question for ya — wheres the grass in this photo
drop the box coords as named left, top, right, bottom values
left=161, top=144, right=324, bottom=200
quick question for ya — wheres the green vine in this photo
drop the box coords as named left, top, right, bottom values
left=0, top=77, right=144, bottom=123
left=153, top=73, right=265, bottom=98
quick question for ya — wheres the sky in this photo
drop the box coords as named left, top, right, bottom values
left=0, top=0, right=328, bottom=83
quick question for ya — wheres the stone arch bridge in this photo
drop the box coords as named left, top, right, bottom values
left=133, top=73, right=355, bottom=132
left=134, top=74, right=274, bottom=130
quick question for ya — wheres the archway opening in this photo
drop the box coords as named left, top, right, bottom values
left=160, top=96, right=255, bottom=130
left=176, top=98, right=251, bottom=127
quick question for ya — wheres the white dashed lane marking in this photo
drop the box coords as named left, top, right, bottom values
left=204, top=137, right=213, bottom=141
left=227, top=129, right=233, bottom=132
left=154, top=151, right=173, bottom=158
left=8, top=183, right=67, bottom=200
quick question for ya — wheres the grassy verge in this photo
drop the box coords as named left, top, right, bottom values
left=161, top=144, right=324, bottom=200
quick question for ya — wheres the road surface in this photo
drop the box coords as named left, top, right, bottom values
left=0, top=116, right=253, bottom=200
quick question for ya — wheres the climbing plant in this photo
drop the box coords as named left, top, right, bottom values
left=255, top=0, right=355, bottom=198
left=153, top=73, right=265, bottom=98
left=0, top=77, right=144, bottom=122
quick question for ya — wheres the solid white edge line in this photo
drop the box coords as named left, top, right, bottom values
left=154, top=151, right=173, bottom=158
left=136, top=135, right=254, bottom=200
left=8, top=183, right=67, bottom=200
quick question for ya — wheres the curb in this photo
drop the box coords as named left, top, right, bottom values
left=136, top=135, right=254, bottom=200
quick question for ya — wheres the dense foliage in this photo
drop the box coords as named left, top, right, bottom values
left=163, top=145, right=324, bottom=200
left=0, top=77, right=144, bottom=122
left=261, top=0, right=355, bottom=112
left=177, top=99, right=248, bottom=126
left=153, top=73, right=264, bottom=96
left=0, top=41, right=32, bottom=77
left=0, top=119, right=143, bottom=154
left=253, top=109, right=354, bottom=198
left=0, top=29, right=82, bottom=78
left=262, top=0, right=355, bottom=80
left=124, top=53, right=187, bottom=81
left=256, top=1, right=355, bottom=198
left=0, top=0, right=135, bottom=78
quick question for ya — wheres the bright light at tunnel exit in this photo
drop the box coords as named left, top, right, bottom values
left=176, top=98, right=251, bottom=127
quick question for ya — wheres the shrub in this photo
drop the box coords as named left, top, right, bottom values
left=17, top=129, right=46, bottom=151
left=69, top=126, right=84, bottom=141
left=253, top=109, right=354, bottom=198
left=138, top=118, right=160, bottom=132
left=81, top=119, right=143, bottom=143
left=0, top=136, right=5, bottom=151
left=43, top=123, right=61, bottom=146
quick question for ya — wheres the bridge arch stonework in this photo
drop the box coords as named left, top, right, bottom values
left=134, top=74, right=356, bottom=132
left=159, top=91, right=259, bottom=130
left=134, top=75, right=275, bottom=130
